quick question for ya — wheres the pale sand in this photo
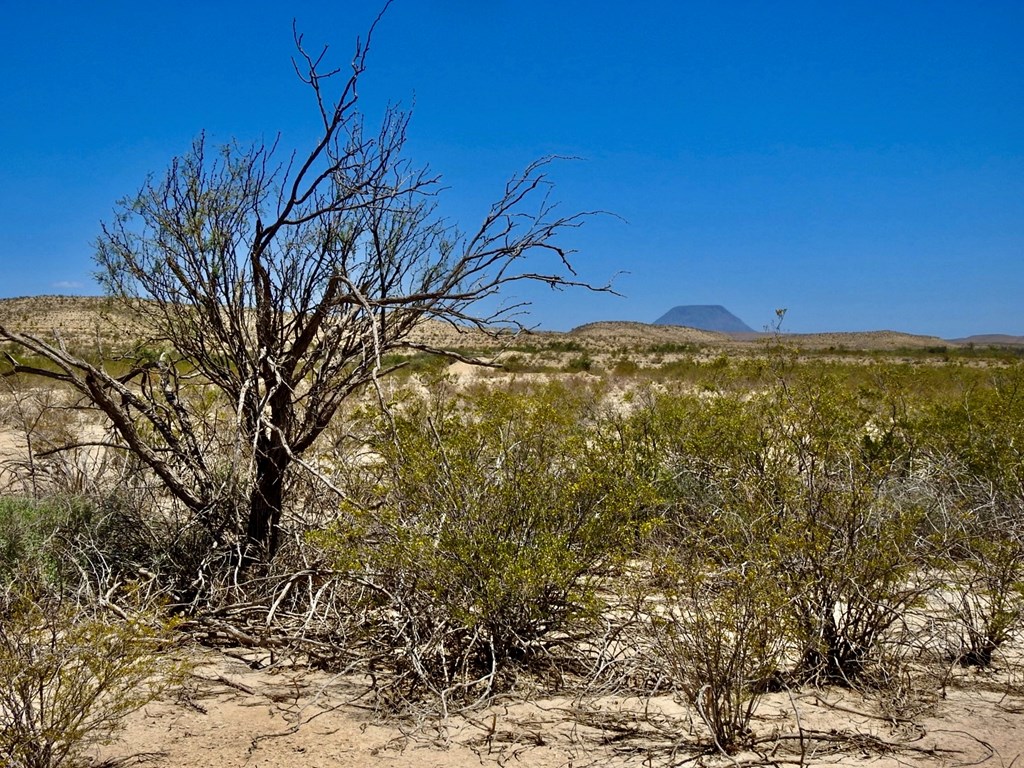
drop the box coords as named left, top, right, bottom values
left=94, top=647, right=1024, bottom=768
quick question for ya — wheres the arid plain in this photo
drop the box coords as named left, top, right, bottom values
left=3, top=296, right=1024, bottom=768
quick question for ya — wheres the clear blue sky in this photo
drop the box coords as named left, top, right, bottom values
left=1, top=1, right=1021, bottom=337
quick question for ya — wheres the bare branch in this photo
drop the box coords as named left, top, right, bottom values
left=3, top=7, right=609, bottom=564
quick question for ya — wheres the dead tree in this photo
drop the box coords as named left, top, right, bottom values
left=0, top=14, right=607, bottom=563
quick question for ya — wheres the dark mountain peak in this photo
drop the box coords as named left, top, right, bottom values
left=654, top=305, right=754, bottom=333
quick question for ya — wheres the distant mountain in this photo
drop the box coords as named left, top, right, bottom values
left=653, top=305, right=754, bottom=334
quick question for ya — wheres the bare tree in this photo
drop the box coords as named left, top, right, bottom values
left=0, top=13, right=606, bottom=562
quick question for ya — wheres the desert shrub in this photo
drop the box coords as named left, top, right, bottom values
left=921, top=366, right=1024, bottom=666
left=659, top=461, right=927, bottom=687
left=0, top=497, right=103, bottom=586
left=650, top=558, right=788, bottom=753
left=566, top=353, right=595, bottom=372
left=379, top=351, right=450, bottom=377
left=944, top=525, right=1024, bottom=667
left=0, top=497, right=67, bottom=581
left=774, top=481, right=930, bottom=684
left=924, top=480, right=1024, bottom=668
left=0, top=492, right=212, bottom=612
left=639, top=390, right=765, bottom=543
left=611, top=358, right=640, bottom=377
left=923, top=365, right=1024, bottom=500
left=648, top=371, right=932, bottom=686
left=317, top=383, right=656, bottom=711
left=645, top=342, right=697, bottom=356
left=543, top=339, right=585, bottom=353
left=0, top=570, right=186, bottom=768
left=758, top=373, right=931, bottom=684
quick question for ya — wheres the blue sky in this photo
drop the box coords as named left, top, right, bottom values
left=1, top=2, right=1021, bottom=336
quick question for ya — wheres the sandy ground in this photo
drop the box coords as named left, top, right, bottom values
left=90, top=647, right=1024, bottom=768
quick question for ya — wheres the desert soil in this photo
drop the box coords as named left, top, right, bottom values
left=94, top=647, right=1024, bottom=768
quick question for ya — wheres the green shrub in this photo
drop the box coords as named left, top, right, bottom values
left=0, top=498, right=59, bottom=579
left=566, top=354, right=594, bottom=372
left=0, top=572, right=186, bottom=768
left=758, top=374, right=931, bottom=684
left=379, top=351, right=450, bottom=377
left=925, top=365, right=1024, bottom=503
left=944, top=530, right=1024, bottom=667
left=926, top=479, right=1024, bottom=667
left=775, top=485, right=929, bottom=684
left=651, top=560, right=788, bottom=753
left=0, top=495, right=164, bottom=594
left=0, top=497, right=91, bottom=585
left=611, top=358, right=640, bottom=377
left=921, top=365, right=1024, bottom=665
left=648, top=371, right=931, bottom=686
left=630, top=390, right=767, bottom=554
left=317, top=383, right=656, bottom=710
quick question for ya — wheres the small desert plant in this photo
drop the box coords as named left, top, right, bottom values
left=0, top=570, right=187, bottom=768
left=948, top=532, right=1024, bottom=667
left=650, top=559, right=788, bottom=753
left=922, top=367, right=1024, bottom=666
left=0, top=497, right=66, bottom=581
left=929, top=489, right=1024, bottom=667
left=0, top=494, right=169, bottom=600
left=777, top=486, right=930, bottom=684
left=649, top=371, right=931, bottom=686
left=924, top=365, right=1024, bottom=502
left=623, top=388, right=765, bottom=555
left=610, top=357, right=640, bottom=377
left=0, top=497, right=100, bottom=586
left=566, top=353, right=595, bottom=372
left=762, top=374, right=931, bottom=684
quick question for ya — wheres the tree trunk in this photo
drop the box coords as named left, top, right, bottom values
left=246, top=434, right=289, bottom=561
